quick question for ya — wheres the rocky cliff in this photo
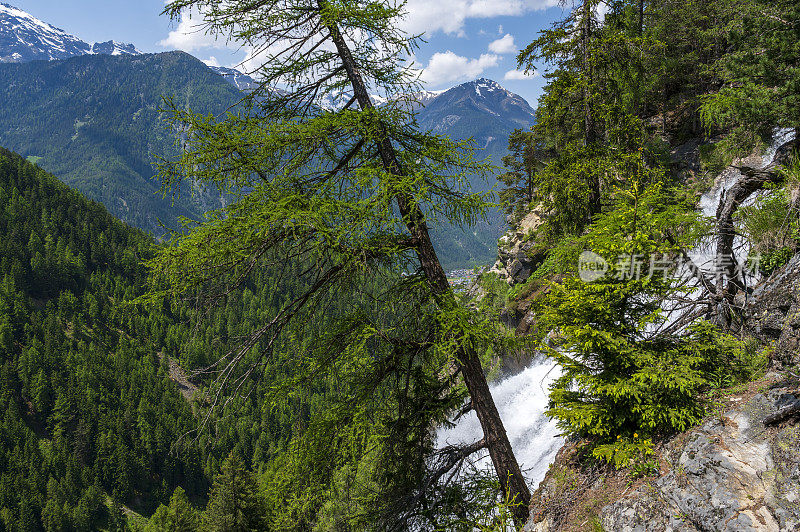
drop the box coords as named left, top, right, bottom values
left=525, top=369, right=799, bottom=532
left=494, top=135, right=800, bottom=530
left=747, top=254, right=800, bottom=368
left=488, top=208, right=546, bottom=286
left=521, top=253, right=800, bottom=532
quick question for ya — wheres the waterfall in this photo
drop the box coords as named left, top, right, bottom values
left=435, top=359, right=563, bottom=488
left=432, top=129, right=796, bottom=497
left=692, top=128, right=796, bottom=272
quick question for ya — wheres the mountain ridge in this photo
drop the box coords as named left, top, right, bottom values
left=0, top=50, right=244, bottom=231
left=0, top=2, right=141, bottom=62
left=0, top=2, right=537, bottom=268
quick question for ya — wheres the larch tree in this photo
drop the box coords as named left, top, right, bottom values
left=153, top=0, right=531, bottom=524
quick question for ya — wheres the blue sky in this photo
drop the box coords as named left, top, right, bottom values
left=11, top=0, right=568, bottom=104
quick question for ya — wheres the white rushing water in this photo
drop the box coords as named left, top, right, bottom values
left=692, top=128, right=796, bottom=271
left=433, top=129, right=796, bottom=495
left=435, top=359, right=563, bottom=488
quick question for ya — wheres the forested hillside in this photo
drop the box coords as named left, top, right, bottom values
left=0, top=50, right=531, bottom=269
left=0, top=148, right=486, bottom=531
left=0, top=51, right=243, bottom=232
left=0, top=2, right=542, bottom=270
left=2, top=0, right=800, bottom=529
left=0, top=147, right=205, bottom=530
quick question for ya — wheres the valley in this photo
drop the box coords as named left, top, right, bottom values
left=1, top=0, right=800, bottom=531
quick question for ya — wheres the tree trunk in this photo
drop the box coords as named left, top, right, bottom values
left=459, top=342, right=532, bottom=522
left=324, top=9, right=531, bottom=524
left=713, top=136, right=796, bottom=327
left=582, top=0, right=601, bottom=217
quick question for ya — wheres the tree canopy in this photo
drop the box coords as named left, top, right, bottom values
left=150, top=0, right=532, bottom=525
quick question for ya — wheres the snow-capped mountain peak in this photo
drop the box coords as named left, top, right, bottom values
left=473, top=78, right=506, bottom=97
left=410, top=89, right=446, bottom=107
left=317, top=91, right=390, bottom=111
left=209, top=66, right=260, bottom=91
left=317, top=89, right=448, bottom=112
left=90, top=40, right=142, bottom=57
left=416, top=78, right=536, bottom=137
left=0, top=3, right=140, bottom=63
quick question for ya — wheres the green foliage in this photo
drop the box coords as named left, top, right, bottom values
left=203, top=454, right=266, bottom=532
left=740, top=161, right=800, bottom=275
left=536, top=179, right=741, bottom=467
left=145, top=488, right=200, bottom=532
left=627, top=456, right=660, bottom=480
left=512, top=0, right=795, bottom=470
left=592, top=435, right=654, bottom=470
left=0, top=148, right=205, bottom=530
left=700, top=0, right=800, bottom=146
left=3, top=0, right=796, bottom=528
left=145, top=0, right=536, bottom=526
left=498, top=129, right=541, bottom=217
left=731, top=338, right=770, bottom=382
left=759, top=248, right=794, bottom=277
left=698, top=137, right=750, bottom=179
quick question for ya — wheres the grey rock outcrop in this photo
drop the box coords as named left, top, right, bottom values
left=599, top=383, right=800, bottom=531
left=747, top=253, right=800, bottom=367
left=488, top=209, right=545, bottom=285
left=523, top=377, right=800, bottom=532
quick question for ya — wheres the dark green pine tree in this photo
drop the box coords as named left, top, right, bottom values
left=536, top=174, right=740, bottom=467
left=145, top=487, right=200, bottom=532
left=498, top=129, right=543, bottom=217
left=203, top=455, right=266, bottom=532
left=701, top=0, right=800, bottom=146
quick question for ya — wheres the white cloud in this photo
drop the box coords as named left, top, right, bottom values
left=400, top=0, right=559, bottom=36
left=202, top=56, right=221, bottom=67
left=159, top=9, right=227, bottom=51
left=421, top=51, right=499, bottom=85
left=504, top=69, right=537, bottom=80
left=488, top=33, right=516, bottom=54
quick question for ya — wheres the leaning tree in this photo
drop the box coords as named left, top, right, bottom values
left=153, top=0, right=532, bottom=524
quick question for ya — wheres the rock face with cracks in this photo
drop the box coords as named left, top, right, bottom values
left=599, top=384, right=800, bottom=531
left=487, top=209, right=545, bottom=285
left=524, top=379, right=800, bottom=531
left=747, top=253, right=800, bottom=367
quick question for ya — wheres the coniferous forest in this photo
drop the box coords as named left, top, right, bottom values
left=1, top=0, right=800, bottom=530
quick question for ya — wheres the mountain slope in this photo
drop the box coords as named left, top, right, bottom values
left=415, top=79, right=536, bottom=269
left=0, top=147, right=207, bottom=529
left=417, top=78, right=535, bottom=154
left=0, top=2, right=140, bottom=62
left=0, top=51, right=245, bottom=232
